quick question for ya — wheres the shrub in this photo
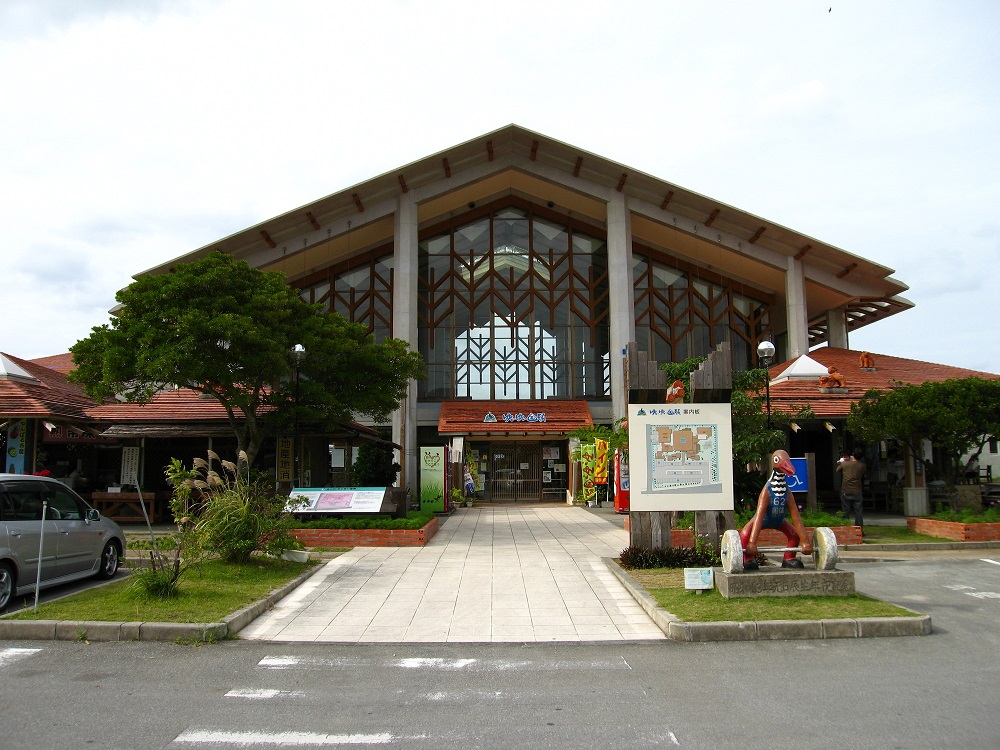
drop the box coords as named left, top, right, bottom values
left=294, top=509, right=435, bottom=530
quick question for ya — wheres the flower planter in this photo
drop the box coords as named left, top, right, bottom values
left=279, top=549, right=310, bottom=563
left=291, top=517, right=439, bottom=548
left=906, top=517, right=1000, bottom=542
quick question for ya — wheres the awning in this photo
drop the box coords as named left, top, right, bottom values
left=438, top=400, right=593, bottom=435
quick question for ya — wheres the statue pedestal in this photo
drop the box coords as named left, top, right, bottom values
left=715, top=568, right=855, bottom=599
left=903, top=487, right=929, bottom=517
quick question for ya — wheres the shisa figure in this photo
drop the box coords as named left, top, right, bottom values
left=665, top=380, right=686, bottom=404
left=739, top=449, right=812, bottom=570
left=818, top=365, right=846, bottom=388
left=859, top=351, right=875, bottom=368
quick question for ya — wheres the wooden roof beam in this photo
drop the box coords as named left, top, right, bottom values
left=398, top=175, right=408, bottom=193
left=530, top=140, right=539, bottom=161
left=260, top=230, right=276, bottom=249
left=573, top=156, right=583, bottom=177
left=748, top=226, right=765, bottom=244
left=837, top=262, right=857, bottom=279
left=704, top=209, right=720, bottom=227
left=795, top=244, right=812, bottom=260
left=306, top=212, right=320, bottom=230
left=616, top=173, right=627, bottom=192
left=660, top=191, right=674, bottom=210
left=486, top=140, right=494, bottom=161
left=442, top=157, right=451, bottom=178
left=352, top=193, right=365, bottom=213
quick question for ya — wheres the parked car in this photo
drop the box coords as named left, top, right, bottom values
left=0, top=474, right=125, bottom=611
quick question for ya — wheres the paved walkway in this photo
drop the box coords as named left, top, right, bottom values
left=239, top=506, right=665, bottom=643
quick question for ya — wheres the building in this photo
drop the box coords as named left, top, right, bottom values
left=139, top=125, right=913, bottom=502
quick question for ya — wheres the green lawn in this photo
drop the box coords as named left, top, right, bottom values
left=627, top=568, right=918, bottom=622
left=861, top=525, right=950, bottom=544
left=2, top=557, right=313, bottom=624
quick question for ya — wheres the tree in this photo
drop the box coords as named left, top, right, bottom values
left=661, top=359, right=811, bottom=503
left=351, top=432, right=401, bottom=487
left=69, top=252, right=425, bottom=473
left=847, top=377, right=1000, bottom=505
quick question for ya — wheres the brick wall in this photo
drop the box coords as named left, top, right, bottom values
left=907, top=518, right=1000, bottom=542
left=291, top=517, right=439, bottom=548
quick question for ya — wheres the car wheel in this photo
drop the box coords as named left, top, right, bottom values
left=96, top=541, right=121, bottom=580
left=0, top=562, right=14, bottom=612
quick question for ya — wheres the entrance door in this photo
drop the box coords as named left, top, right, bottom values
left=489, top=443, right=542, bottom=502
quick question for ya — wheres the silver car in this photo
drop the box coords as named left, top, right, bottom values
left=0, top=474, right=125, bottom=611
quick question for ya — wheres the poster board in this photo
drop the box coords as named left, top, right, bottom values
left=627, top=403, right=734, bottom=512
left=287, top=487, right=392, bottom=514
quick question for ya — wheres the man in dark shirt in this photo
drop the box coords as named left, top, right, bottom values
left=836, top=449, right=867, bottom=529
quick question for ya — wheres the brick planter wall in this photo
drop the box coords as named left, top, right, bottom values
left=291, top=517, right=439, bottom=548
left=907, top=517, right=1000, bottom=542
left=623, top=522, right=861, bottom=546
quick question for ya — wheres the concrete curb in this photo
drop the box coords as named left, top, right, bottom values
left=604, top=558, right=932, bottom=642
left=843, top=541, right=1000, bottom=551
left=0, top=563, right=326, bottom=643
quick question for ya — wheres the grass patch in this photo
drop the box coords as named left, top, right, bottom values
left=2, top=557, right=312, bottom=624
left=627, top=566, right=917, bottom=622
left=861, top=525, right=950, bottom=544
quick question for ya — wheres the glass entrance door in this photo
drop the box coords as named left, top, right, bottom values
left=489, top=443, right=542, bottom=502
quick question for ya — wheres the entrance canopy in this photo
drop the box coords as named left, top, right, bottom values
left=438, top=400, right=592, bottom=436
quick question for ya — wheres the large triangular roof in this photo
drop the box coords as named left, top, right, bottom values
left=138, top=124, right=912, bottom=345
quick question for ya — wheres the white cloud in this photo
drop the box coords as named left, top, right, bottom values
left=1, top=0, right=999, bottom=373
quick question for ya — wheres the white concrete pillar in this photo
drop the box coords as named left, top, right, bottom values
left=827, top=306, right=849, bottom=349
left=392, top=192, right=419, bottom=490
left=784, top=256, right=809, bottom=360
left=607, top=192, right=636, bottom=424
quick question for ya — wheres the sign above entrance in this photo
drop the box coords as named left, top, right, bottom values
left=438, top=400, right=593, bottom=435
left=484, top=411, right=547, bottom=424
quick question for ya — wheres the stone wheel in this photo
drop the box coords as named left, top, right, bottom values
left=720, top=529, right=744, bottom=574
left=812, top=527, right=839, bottom=570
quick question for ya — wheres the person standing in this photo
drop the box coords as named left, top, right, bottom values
left=836, top=449, right=867, bottom=529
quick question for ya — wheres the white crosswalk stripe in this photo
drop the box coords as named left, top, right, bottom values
left=0, top=647, right=41, bottom=667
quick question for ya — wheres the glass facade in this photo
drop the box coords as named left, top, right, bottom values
left=418, top=206, right=611, bottom=401
left=294, top=202, right=772, bottom=400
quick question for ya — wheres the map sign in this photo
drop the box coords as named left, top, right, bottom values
left=627, top=403, right=735, bottom=512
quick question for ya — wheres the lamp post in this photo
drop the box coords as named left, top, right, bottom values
left=757, top=340, right=775, bottom=430
left=291, top=344, right=306, bottom=487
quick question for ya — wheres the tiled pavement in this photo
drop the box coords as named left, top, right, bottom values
left=239, top=506, right=666, bottom=643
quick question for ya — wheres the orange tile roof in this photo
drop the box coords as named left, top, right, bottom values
left=0, top=352, right=96, bottom=420
left=29, top=353, right=76, bottom=374
left=439, top=400, right=593, bottom=434
left=767, top=347, right=1000, bottom=419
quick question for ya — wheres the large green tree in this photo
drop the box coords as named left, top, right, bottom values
left=847, top=377, right=1000, bottom=502
left=69, top=252, right=425, bottom=471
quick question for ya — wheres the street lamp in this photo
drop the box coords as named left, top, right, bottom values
left=757, top=340, right=775, bottom=429
left=291, top=344, right=306, bottom=487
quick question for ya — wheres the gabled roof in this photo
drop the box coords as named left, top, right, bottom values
left=137, top=124, right=912, bottom=344
left=0, top=352, right=96, bottom=420
left=767, top=347, right=1000, bottom=418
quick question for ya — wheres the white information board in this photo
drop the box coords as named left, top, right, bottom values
left=287, top=487, right=390, bottom=513
left=627, top=403, right=734, bottom=512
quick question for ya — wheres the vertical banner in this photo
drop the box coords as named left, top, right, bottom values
left=5, top=419, right=27, bottom=474
left=276, top=436, right=293, bottom=483
left=420, top=446, right=446, bottom=512
left=580, top=442, right=597, bottom=502
left=614, top=447, right=630, bottom=513
left=594, top=439, right=609, bottom=485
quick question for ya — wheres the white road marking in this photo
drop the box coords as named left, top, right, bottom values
left=981, top=558, right=1000, bottom=566
left=0, top=647, right=41, bottom=667
left=225, top=689, right=305, bottom=700
left=395, top=657, right=476, bottom=670
left=667, top=731, right=680, bottom=745
left=173, top=730, right=396, bottom=745
left=965, top=591, right=1000, bottom=599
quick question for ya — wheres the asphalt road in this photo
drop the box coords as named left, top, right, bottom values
left=1, top=553, right=999, bottom=749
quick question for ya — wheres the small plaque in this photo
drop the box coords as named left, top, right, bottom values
left=684, top=567, right=714, bottom=590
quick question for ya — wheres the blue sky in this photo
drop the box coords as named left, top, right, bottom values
left=2, top=0, right=998, bottom=372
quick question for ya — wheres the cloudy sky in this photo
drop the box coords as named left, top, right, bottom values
left=2, top=0, right=998, bottom=373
